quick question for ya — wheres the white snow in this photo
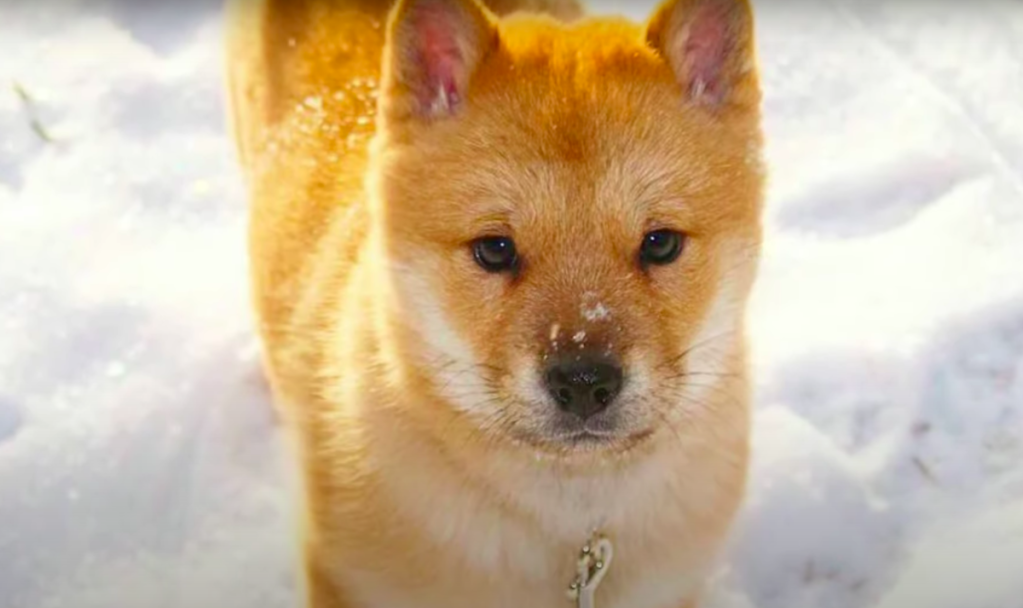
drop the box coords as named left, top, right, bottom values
left=581, top=297, right=612, bottom=322
left=2, top=1, right=1022, bottom=608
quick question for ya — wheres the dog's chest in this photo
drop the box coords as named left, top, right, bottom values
left=344, top=427, right=711, bottom=606
left=338, top=524, right=702, bottom=608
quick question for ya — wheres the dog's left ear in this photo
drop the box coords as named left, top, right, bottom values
left=382, top=0, right=498, bottom=122
left=645, top=0, right=758, bottom=109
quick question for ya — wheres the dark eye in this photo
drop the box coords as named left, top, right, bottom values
left=639, top=229, right=685, bottom=267
left=472, top=236, right=518, bottom=273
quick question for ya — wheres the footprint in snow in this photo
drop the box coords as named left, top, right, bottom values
left=0, top=396, right=23, bottom=443
left=774, top=155, right=983, bottom=239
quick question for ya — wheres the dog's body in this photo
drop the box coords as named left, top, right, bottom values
left=225, top=0, right=764, bottom=606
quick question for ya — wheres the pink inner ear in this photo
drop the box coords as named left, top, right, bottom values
left=411, top=5, right=466, bottom=111
left=681, top=2, right=732, bottom=100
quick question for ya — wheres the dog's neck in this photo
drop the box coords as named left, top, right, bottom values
left=567, top=530, right=614, bottom=608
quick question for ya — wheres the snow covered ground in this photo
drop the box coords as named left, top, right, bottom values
left=2, top=0, right=1022, bottom=607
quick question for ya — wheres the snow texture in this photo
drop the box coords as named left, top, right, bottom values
left=2, top=1, right=1022, bottom=607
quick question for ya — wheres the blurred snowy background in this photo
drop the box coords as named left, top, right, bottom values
left=1, top=0, right=1022, bottom=607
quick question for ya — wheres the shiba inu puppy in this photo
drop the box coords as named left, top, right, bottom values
left=225, top=0, right=764, bottom=606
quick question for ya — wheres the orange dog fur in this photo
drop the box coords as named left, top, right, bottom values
left=224, top=0, right=764, bottom=606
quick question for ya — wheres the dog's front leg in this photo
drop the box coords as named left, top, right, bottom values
left=303, top=557, right=351, bottom=608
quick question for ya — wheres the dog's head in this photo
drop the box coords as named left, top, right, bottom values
left=369, top=0, right=764, bottom=456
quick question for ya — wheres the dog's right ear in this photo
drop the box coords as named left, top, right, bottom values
left=645, top=0, right=758, bottom=110
left=381, top=0, right=498, bottom=122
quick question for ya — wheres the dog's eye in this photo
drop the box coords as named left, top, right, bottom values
left=639, top=229, right=685, bottom=267
left=472, top=236, right=518, bottom=273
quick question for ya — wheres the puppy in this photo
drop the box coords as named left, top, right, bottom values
left=224, top=0, right=764, bottom=606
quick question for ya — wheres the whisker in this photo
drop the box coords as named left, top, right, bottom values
left=659, top=329, right=739, bottom=373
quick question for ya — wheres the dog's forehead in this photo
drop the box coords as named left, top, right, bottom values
left=454, top=96, right=708, bottom=226
left=397, top=21, right=757, bottom=235
left=461, top=34, right=712, bottom=213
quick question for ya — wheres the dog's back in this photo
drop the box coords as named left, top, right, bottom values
left=225, top=0, right=391, bottom=371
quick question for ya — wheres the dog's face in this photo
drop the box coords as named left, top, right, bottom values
left=372, top=0, right=763, bottom=455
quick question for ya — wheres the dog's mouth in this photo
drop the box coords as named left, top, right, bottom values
left=557, top=426, right=654, bottom=447
left=551, top=428, right=612, bottom=445
left=557, top=428, right=624, bottom=446
left=518, top=417, right=656, bottom=453
left=505, top=421, right=656, bottom=458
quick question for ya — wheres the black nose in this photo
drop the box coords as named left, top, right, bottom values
left=544, top=356, right=623, bottom=420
